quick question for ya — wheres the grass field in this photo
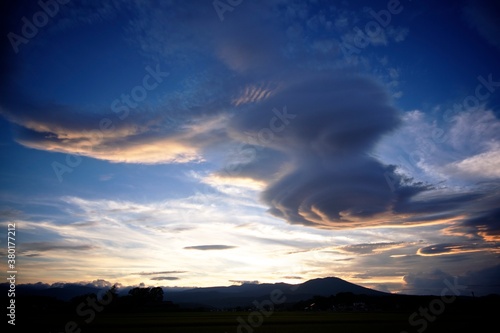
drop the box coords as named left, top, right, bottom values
left=33, top=310, right=492, bottom=333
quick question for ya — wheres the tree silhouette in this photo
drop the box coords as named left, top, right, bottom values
left=128, top=287, right=164, bottom=306
left=108, top=284, right=119, bottom=299
left=150, top=287, right=164, bottom=302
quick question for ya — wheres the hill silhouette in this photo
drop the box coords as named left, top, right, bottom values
left=165, top=277, right=388, bottom=308
left=1, top=276, right=387, bottom=308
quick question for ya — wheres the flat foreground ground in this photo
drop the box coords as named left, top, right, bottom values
left=31, top=310, right=492, bottom=333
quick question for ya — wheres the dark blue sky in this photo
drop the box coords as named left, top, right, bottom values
left=1, top=0, right=499, bottom=295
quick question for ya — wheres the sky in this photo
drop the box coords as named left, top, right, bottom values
left=1, top=0, right=499, bottom=296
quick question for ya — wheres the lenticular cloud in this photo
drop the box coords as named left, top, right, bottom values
left=228, top=72, right=411, bottom=228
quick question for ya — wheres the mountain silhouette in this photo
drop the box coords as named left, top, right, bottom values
left=7, top=284, right=102, bottom=301
left=2, top=277, right=388, bottom=308
left=166, top=277, right=388, bottom=308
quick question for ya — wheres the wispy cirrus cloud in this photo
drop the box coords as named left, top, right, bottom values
left=376, top=107, right=500, bottom=183
left=336, top=242, right=415, bottom=255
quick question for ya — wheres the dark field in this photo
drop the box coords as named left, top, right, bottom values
left=30, top=310, right=493, bottom=333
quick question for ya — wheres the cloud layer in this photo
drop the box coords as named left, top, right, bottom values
left=226, top=72, right=445, bottom=229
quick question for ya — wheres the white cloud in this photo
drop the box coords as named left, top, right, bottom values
left=376, top=107, right=500, bottom=184
left=444, top=146, right=500, bottom=180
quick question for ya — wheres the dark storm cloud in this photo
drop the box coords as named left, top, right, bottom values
left=183, top=245, right=236, bottom=251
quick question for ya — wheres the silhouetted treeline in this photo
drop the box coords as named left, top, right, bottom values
left=287, top=292, right=500, bottom=314
left=9, top=288, right=499, bottom=320
left=9, top=286, right=181, bottom=330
